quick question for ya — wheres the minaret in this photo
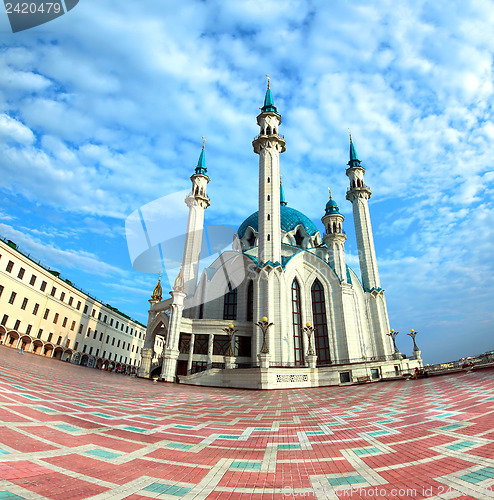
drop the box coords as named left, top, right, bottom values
left=182, top=139, right=210, bottom=296
left=322, top=189, right=347, bottom=283
left=252, top=77, right=286, bottom=265
left=345, top=133, right=381, bottom=291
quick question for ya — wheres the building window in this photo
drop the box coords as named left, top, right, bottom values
left=213, top=335, right=230, bottom=355
left=98, top=312, right=101, bottom=320
left=29, top=275, right=36, bottom=286
left=117, top=339, right=120, bottom=348
left=121, top=324, right=124, bottom=331
left=96, top=349, right=99, bottom=357
left=223, top=283, right=237, bottom=320
left=84, top=305, right=88, bottom=314
left=126, top=326, right=129, bottom=333
left=17, top=268, right=25, bottom=279
left=246, top=280, right=254, bottom=321
left=112, top=338, right=115, bottom=346
left=99, top=332, right=103, bottom=341
left=339, top=371, right=352, bottom=383
left=292, top=279, right=304, bottom=365
left=110, top=318, right=113, bottom=326
left=21, top=297, right=28, bottom=310
left=116, top=321, right=119, bottom=329
left=40, top=281, right=47, bottom=292
left=71, top=321, right=76, bottom=331
left=53, top=313, right=59, bottom=324
left=26, top=324, right=32, bottom=335
left=8, top=291, right=16, bottom=304
left=193, top=334, right=209, bottom=355
left=6, top=261, right=14, bottom=273
left=104, top=315, right=107, bottom=323
left=60, top=292, right=65, bottom=302
left=136, top=346, right=139, bottom=354
left=91, top=309, right=95, bottom=317
left=87, top=327, right=91, bottom=337
left=106, top=335, right=109, bottom=344
left=311, top=279, right=331, bottom=365
left=89, top=347, right=93, bottom=355
left=62, top=317, right=68, bottom=328
left=76, top=301, right=81, bottom=310
left=37, top=329, right=43, bottom=339
left=0, top=285, right=3, bottom=298
left=199, top=302, right=204, bottom=319
left=14, top=319, right=21, bottom=331
left=33, top=303, right=39, bottom=315
left=51, top=287, right=56, bottom=297
left=103, top=351, right=106, bottom=358
left=65, top=339, right=70, bottom=348
left=68, top=296, right=73, bottom=306
left=57, top=336, right=62, bottom=345
left=93, top=330, right=97, bottom=339
left=74, top=341, right=78, bottom=350
left=78, top=323, right=83, bottom=334
left=82, top=345, right=86, bottom=353
left=47, top=332, right=53, bottom=343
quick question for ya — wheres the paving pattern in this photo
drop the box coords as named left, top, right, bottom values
left=0, top=346, right=493, bottom=499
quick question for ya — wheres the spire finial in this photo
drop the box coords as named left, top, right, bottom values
left=328, top=186, right=332, bottom=200
left=151, top=273, right=163, bottom=301
left=202, top=136, right=205, bottom=150
left=348, top=128, right=352, bottom=143
left=266, top=74, right=270, bottom=89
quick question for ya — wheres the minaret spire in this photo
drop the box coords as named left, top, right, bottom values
left=345, top=134, right=380, bottom=291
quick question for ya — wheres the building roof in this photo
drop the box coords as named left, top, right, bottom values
left=238, top=205, right=318, bottom=239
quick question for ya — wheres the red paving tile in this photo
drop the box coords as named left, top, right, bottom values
left=0, top=345, right=493, bottom=499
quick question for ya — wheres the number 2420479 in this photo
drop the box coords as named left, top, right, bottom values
left=5, top=2, right=62, bottom=14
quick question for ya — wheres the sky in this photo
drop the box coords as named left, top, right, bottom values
left=0, top=0, right=493, bottom=364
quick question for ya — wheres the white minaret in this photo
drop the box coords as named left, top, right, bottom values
left=345, top=134, right=381, bottom=291
left=252, top=77, right=286, bottom=265
left=182, top=139, right=210, bottom=296
left=322, top=189, right=347, bottom=283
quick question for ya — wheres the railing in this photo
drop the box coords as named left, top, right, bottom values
left=253, top=133, right=285, bottom=140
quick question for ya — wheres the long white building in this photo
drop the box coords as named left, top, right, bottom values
left=0, top=238, right=146, bottom=373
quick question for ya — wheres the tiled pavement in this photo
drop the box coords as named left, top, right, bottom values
left=0, top=346, right=493, bottom=499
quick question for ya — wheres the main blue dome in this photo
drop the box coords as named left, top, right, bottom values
left=238, top=206, right=319, bottom=239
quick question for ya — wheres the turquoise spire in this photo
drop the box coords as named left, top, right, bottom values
left=280, top=179, right=287, bottom=206
left=325, top=187, right=340, bottom=215
left=348, top=131, right=362, bottom=168
left=194, top=137, right=207, bottom=175
left=261, top=76, right=279, bottom=114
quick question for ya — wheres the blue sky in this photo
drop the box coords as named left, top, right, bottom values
left=0, top=0, right=493, bottom=364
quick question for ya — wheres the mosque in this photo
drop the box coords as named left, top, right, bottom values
left=137, top=81, right=422, bottom=389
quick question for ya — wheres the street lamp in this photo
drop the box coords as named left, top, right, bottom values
left=407, top=329, right=419, bottom=351
left=387, top=329, right=400, bottom=354
left=222, top=323, right=238, bottom=357
left=256, top=316, right=273, bottom=354
left=303, top=322, right=315, bottom=356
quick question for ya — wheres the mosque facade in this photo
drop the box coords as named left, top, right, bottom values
left=138, top=83, right=422, bottom=389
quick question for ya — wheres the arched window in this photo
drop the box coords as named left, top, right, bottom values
left=246, top=281, right=254, bottom=322
left=291, top=279, right=304, bottom=365
left=267, top=177, right=270, bottom=183
left=223, top=283, right=237, bottom=320
left=311, top=279, right=331, bottom=365
left=267, top=234, right=270, bottom=241
left=333, top=222, right=337, bottom=233
left=294, top=229, right=303, bottom=246
left=267, top=214, right=270, bottom=221
left=267, top=195, right=270, bottom=201
left=266, top=125, right=271, bottom=135
left=247, top=232, right=256, bottom=248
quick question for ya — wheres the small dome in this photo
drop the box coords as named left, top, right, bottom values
left=325, top=199, right=340, bottom=215
left=238, top=206, right=318, bottom=239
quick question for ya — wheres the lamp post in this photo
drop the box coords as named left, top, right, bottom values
left=222, top=323, right=238, bottom=357
left=256, top=316, right=273, bottom=354
left=387, top=329, right=401, bottom=359
left=302, top=322, right=317, bottom=368
left=256, top=317, right=273, bottom=368
left=407, top=329, right=421, bottom=361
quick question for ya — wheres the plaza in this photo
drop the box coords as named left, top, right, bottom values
left=0, top=345, right=493, bottom=499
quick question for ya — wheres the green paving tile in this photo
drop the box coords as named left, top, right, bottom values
left=0, top=449, right=10, bottom=455
left=278, top=444, right=301, bottom=449
left=446, top=440, right=477, bottom=450
left=11, top=385, right=26, bottom=390
left=219, top=435, right=241, bottom=439
left=143, top=482, right=191, bottom=496
left=0, top=492, right=27, bottom=499
left=175, top=425, right=194, bottom=429
left=367, top=430, right=390, bottom=436
left=142, top=415, right=159, bottom=419
left=231, top=461, right=262, bottom=469
left=86, top=449, right=121, bottom=459
left=353, top=447, right=381, bottom=455
left=441, top=424, right=463, bottom=431
left=306, top=431, right=325, bottom=435
left=73, top=403, right=90, bottom=407
left=93, top=413, right=113, bottom=419
left=328, top=475, right=367, bottom=486
left=124, top=426, right=147, bottom=433
left=377, top=420, right=394, bottom=424
left=19, top=393, right=39, bottom=400
left=254, top=427, right=271, bottom=430
left=166, top=443, right=193, bottom=450
left=54, top=424, right=80, bottom=433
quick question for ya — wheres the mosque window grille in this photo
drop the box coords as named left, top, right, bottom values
left=311, top=279, right=331, bottom=365
left=291, top=279, right=304, bottom=366
left=223, top=283, right=237, bottom=320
